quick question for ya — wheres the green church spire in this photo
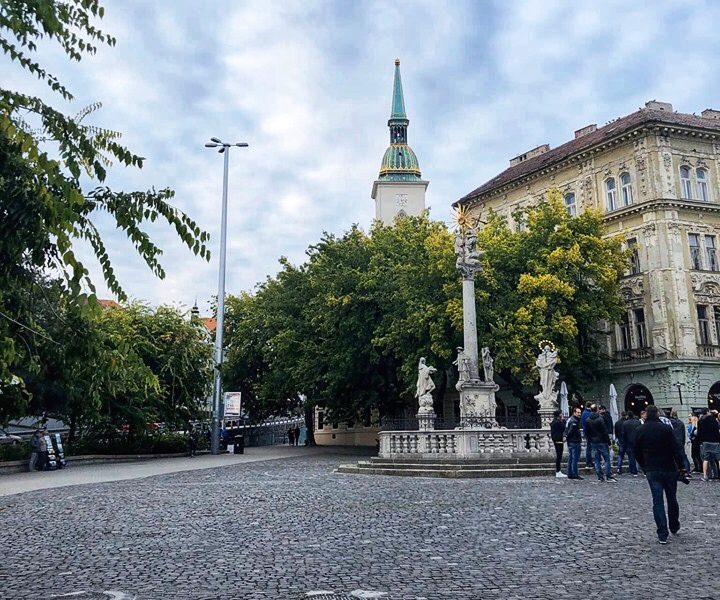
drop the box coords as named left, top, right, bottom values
left=390, top=58, right=407, bottom=120
left=379, top=58, right=421, bottom=182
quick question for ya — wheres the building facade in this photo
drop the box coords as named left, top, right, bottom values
left=457, top=101, right=720, bottom=415
left=371, top=59, right=428, bottom=225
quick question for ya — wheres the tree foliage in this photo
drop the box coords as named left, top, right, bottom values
left=475, top=189, right=628, bottom=405
left=223, top=198, right=627, bottom=421
left=223, top=216, right=461, bottom=422
left=0, top=1, right=209, bottom=405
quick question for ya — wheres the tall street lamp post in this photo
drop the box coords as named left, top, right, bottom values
left=205, top=137, right=248, bottom=454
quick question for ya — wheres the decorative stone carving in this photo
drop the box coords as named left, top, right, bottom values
left=415, top=357, right=436, bottom=431
left=454, top=228, right=482, bottom=280
left=663, top=153, right=672, bottom=170
left=620, top=276, right=644, bottom=303
left=481, top=347, right=494, bottom=383
left=534, top=344, right=559, bottom=410
left=453, top=347, right=471, bottom=387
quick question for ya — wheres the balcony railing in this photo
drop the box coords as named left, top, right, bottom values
left=699, top=344, right=720, bottom=358
left=613, top=347, right=654, bottom=362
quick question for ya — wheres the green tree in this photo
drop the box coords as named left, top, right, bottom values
left=0, top=1, right=209, bottom=414
left=475, top=188, right=628, bottom=408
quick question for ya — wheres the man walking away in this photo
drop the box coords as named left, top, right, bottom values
left=581, top=402, right=593, bottom=469
left=293, top=424, right=301, bottom=446
left=585, top=405, right=616, bottom=482
left=287, top=427, right=295, bottom=446
left=622, top=412, right=641, bottom=476
left=669, top=411, right=690, bottom=473
left=37, top=431, right=48, bottom=471
left=28, top=430, right=42, bottom=472
left=550, top=410, right=567, bottom=478
left=564, top=406, right=583, bottom=480
left=615, top=412, right=628, bottom=474
left=635, top=405, right=686, bottom=544
left=188, top=425, right=198, bottom=458
left=696, top=410, right=720, bottom=482
left=689, top=415, right=702, bottom=473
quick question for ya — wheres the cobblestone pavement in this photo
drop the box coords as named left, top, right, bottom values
left=1, top=451, right=719, bottom=600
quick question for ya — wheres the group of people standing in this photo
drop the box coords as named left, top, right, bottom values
left=287, top=424, right=302, bottom=446
left=551, top=402, right=720, bottom=544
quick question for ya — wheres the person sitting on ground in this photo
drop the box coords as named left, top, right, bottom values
left=696, top=410, right=720, bottom=482
left=550, top=410, right=567, bottom=479
left=585, top=405, right=617, bottom=482
left=634, top=405, right=687, bottom=545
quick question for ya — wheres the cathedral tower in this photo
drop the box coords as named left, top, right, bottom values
left=371, top=59, right=428, bottom=225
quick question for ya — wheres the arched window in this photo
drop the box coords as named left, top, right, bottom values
left=605, top=178, right=617, bottom=211
left=680, top=166, right=693, bottom=199
left=620, top=172, right=633, bottom=206
left=564, top=192, right=576, bottom=217
left=697, top=168, right=710, bottom=202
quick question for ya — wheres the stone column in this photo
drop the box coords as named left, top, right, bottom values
left=455, top=227, right=498, bottom=428
left=462, top=277, right=480, bottom=379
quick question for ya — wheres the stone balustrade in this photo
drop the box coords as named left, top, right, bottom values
left=379, top=428, right=555, bottom=460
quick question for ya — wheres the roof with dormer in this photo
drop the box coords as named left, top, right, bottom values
left=456, top=106, right=720, bottom=206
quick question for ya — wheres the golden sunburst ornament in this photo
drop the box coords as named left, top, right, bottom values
left=452, top=204, right=480, bottom=233
left=538, top=340, right=556, bottom=352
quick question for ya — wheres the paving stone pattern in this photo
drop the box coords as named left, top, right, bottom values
left=1, top=453, right=719, bottom=600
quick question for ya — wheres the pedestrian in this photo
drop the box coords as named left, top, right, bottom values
left=614, top=412, right=628, bottom=474
left=287, top=427, right=295, bottom=446
left=188, top=424, right=198, bottom=458
left=581, top=401, right=594, bottom=469
left=634, top=405, right=687, bottom=544
left=621, top=412, right=641, bottom=476
left=37, top=430, right=48, bottom=471
left=696, top=409, right=720, bottom=482
left=564, top=406, right=583, bottom=480
left=668, top=410, right=690, bottom=473
left=293, top=424, right=301, bottom=446
left=585, top=405, right=616, bottom=482
left=28, top=429, right=42, bottom=472
left=688, top=414, right=702, bottom=473
left=600, top=406, right=613, bottom=440
left=550, top=410, right=567, bottom=478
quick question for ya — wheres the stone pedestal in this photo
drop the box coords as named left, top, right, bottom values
left=538, top=409, right=555, bottom=428
left=417, top=392, right=435, bottom=431
left=457, top=379, right=499, bottom=428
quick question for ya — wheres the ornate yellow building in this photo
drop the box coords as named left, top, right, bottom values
left=457, top=101, right=720, bottom=414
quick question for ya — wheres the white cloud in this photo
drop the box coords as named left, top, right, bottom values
left=3, top=0, right=720, bottom=313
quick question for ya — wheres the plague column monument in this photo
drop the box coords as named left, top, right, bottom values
left=454, top=211, right=498, bottom=427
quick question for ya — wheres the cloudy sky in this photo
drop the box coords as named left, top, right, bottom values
left=4, top=0, right=720, bottom=313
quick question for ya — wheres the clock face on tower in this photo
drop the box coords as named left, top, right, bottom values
left=395, top=193, right=408, bottom=207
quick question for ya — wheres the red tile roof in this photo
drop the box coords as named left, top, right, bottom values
left=457, top=107, right=720, bottom=205
left=98, top=299, right=121, bottom=309
left=201, top=317, right=217, bottom=333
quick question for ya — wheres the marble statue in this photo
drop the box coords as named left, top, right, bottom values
left=455, top=227, right=482, bottom=279
left=534, top=345, right=559, bottom=407
left=481, top=346, right=494, bottom=383
left=416, top=357, right=436, bottom=400
left=453, top=347, right=470, bottom=385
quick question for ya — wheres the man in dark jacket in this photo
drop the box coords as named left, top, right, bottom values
left=622, top=412, right=641, bottom=476
left=564, top=406, right=583, bottom=480
left=669, top=411, right=689, bottom=473
left=600, top=406, right=614, bottom=440
left=614, top=412, right=627, bottom=473
left=696, top=410, right=720, bottom=481
left=635, top=405, right=686, bottom=544
left=581, top=402, right=593, bottom=469
left=585, top=406, right=616, bottom=482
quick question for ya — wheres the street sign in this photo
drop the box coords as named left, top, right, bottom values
left=224, top=392, right=242, bottom=416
